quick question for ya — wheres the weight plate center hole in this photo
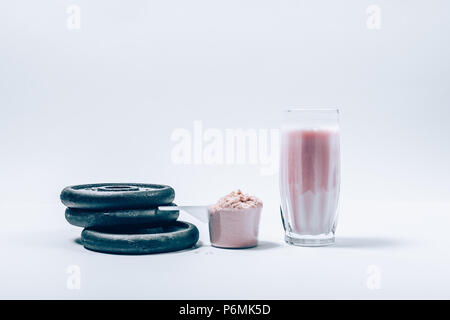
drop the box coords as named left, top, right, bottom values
left=97, top=185, right=140, bottom=192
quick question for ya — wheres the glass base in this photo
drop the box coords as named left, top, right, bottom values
left=284, top=233, right=335, bottom=247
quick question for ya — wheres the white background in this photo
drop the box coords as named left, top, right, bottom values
left=1, top=1, right=449, bottom=299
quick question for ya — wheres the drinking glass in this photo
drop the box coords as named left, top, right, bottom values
left=279, top=108, right=341, bottom=246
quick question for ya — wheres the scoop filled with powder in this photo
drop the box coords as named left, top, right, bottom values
left=208, top=190, right=263, bottom=248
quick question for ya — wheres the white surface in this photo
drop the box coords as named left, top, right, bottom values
left=1, top=1, right=450, bottom=299
left=1, top=200, right=449, bottom=299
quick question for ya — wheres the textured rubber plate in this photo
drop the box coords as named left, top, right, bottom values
left=81, top=221, right=199, bottom=254
left=60, top=183, right=175, bottom=210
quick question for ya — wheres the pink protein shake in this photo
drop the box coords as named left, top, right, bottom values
left=208, top=190, right=262, bottom=248
left=280, top=128, right=340, bottom=237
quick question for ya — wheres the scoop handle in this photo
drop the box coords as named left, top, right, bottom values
left=158, top=205, right=209, bottom=223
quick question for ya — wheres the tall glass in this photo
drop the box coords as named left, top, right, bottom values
left=279, top=108, right=340, bottom=246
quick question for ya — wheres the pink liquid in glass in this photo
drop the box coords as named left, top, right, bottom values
left=280, top=128, right=340, bottom=241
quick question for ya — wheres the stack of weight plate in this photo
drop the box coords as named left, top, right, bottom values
left=60, top=183, right=199, bottom=254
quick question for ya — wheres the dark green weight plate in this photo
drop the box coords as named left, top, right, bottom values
left=60, top=183, right=175, bottom=210
left=81, top=221, right=199, bottom=254
left=65, top=204, right=179, bottom=228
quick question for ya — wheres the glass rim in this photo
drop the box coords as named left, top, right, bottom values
left=283, top=107, right=339, bottom=113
